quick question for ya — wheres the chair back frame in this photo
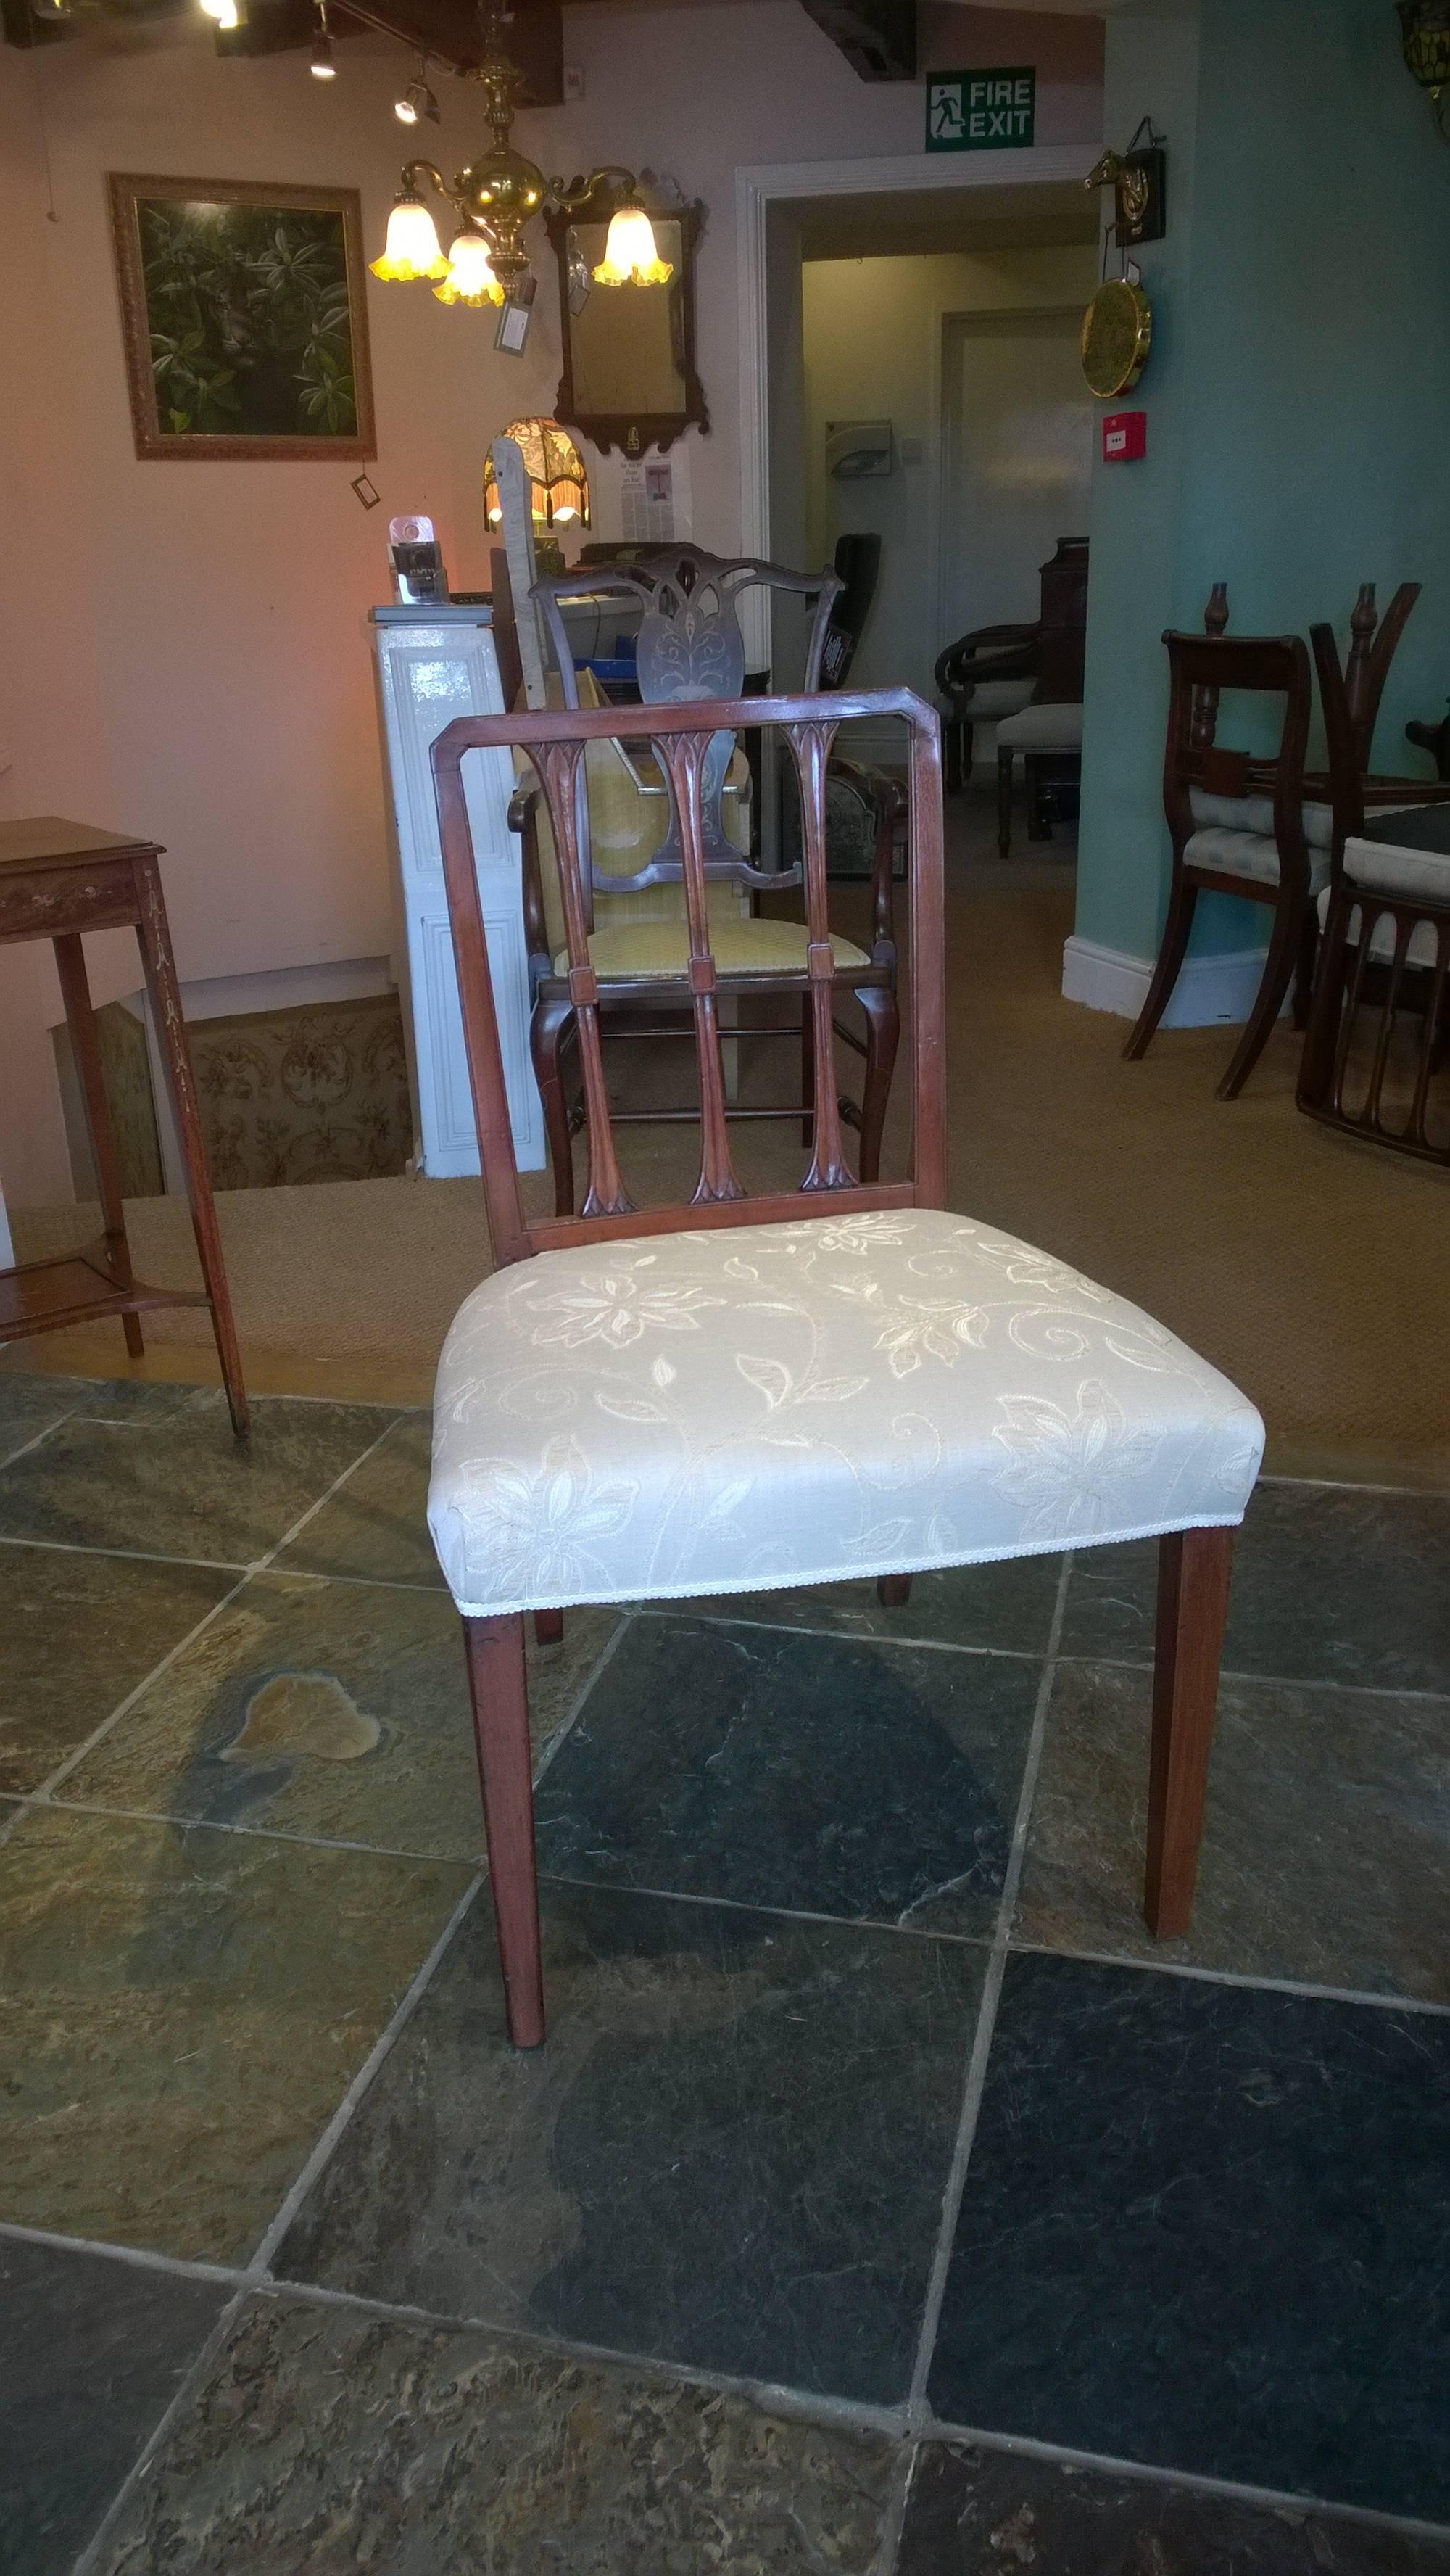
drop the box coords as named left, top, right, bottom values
left=532, top=547, right=842, bottom=880
left=1161, top=630, right=1313, bottom=896
left=1340, top=581, right=1420, bottom=771
left=431, top=688, right=945, bottom=1268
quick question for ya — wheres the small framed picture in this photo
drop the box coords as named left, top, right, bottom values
left=495, top=279, right=536, bottom=357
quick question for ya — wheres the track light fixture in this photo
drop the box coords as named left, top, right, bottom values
left=395, top=58, right=440, bottom=125
left=310, top=0, right=336, bottom=78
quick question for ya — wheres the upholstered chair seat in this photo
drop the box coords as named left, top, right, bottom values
left=552, top=921, right=870, bottom=980
left=429, top=1207, right=1263, bottom=1618
left=995, top=702, right=1085, bottom=755
left=1184, top=790, right=1334, bottom=894
left=959, top=678, right=1036, bottom=722
left=1329, top=822, right=1450, bottom=967
left=1188, top=790, right=1335, bottom=848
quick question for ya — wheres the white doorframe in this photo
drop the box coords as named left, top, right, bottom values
left=734, top=144, right=1099, bottom=663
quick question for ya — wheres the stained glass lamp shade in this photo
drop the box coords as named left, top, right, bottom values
left=484, top=418, right=591, bottom=529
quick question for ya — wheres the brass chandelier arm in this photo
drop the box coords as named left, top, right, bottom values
left=401, top=158, right=450, bottom=202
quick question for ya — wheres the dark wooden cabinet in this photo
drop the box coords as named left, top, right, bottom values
left=1035, top=536, right=1090, bottom=705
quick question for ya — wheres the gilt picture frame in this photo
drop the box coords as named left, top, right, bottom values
left=107, top=173, right=376, bottom=462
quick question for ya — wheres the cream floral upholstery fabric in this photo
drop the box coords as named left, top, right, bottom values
left=429, top=1210, right=1264, bottom=1616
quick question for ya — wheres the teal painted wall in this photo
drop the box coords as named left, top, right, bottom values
left=1076, top=0, right=1450, bottom=967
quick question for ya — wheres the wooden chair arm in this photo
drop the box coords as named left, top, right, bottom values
left=935, top=622, right=1040, bottom=695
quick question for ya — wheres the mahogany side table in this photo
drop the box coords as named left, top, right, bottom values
left=0, top=817, right=247, bottom=1434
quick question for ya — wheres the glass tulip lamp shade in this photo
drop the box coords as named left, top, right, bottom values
left=370, top=191, right=447, bottom=282
left=434, top=232, right=505, bottom=307
left=592, top=202, right=674, bottom=286
left=1399, top=0, right=1450, bottom=134
left=483, top=419, right=591, bottom=530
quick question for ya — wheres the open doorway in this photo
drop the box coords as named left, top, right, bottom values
left=758, top=172, right=1098, bottom=892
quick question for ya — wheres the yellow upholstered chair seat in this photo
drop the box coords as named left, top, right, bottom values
left=552, top=920, right=870, bottom=981
left=521, top=669, right=751, bottom=955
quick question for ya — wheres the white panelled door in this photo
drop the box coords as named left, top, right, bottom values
left=940, top=308, right=1095, bottom=643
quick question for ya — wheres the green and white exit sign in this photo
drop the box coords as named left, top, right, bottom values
left=926, top=67, right=1036, bottom=152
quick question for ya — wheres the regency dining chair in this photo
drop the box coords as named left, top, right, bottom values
left=1124, top=630, right=1326, bottom=1099
left=427, top=684, right=1265, bottom=2047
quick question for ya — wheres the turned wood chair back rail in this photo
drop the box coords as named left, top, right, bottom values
left=1342, top=581, right=1420, bottom=771
left=1161, top=630, right=1313, bottom=884
left=431, top=688, right=946, bottom=1268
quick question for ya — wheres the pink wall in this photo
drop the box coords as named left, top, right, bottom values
left=0, top=0, right=1101, bottom=1206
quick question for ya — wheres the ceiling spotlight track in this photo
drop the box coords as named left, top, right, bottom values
left=370, top=4, right=670, bottom=306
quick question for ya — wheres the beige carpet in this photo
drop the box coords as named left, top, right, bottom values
left=8, top=843, right=1448, bottom=1486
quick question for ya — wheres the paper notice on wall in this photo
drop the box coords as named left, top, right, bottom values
left=622, top=457, right=673, bottom=542
left=612, top=440, right=692, bottom=544
left=584, top=439, right=693, bottom=545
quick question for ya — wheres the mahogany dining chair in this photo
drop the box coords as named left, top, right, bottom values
left=428, top=686, right=1265, bottom=2045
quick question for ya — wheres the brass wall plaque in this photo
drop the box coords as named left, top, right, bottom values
left=1081, top=277, right=1153, bottom=398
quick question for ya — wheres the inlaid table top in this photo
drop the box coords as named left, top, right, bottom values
left=0, top=817, right=160, bottom=871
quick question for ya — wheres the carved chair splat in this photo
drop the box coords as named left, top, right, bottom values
left=429, top=690, right=1261, bottom=2045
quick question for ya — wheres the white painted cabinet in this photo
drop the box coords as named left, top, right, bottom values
left=372, top=604, right=544, bottom=1176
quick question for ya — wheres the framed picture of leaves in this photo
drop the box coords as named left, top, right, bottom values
left=107, top=174, right=376, bottom=461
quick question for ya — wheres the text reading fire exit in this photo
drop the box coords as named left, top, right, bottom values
left=926, top=68, right=1036, bottom=152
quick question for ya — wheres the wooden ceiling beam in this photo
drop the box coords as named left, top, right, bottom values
left=796, top=0, right=914, bottom=79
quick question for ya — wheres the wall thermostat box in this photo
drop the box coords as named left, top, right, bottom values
left=826, top=419, right=894, bottom=479
left=1103, top=410, right=1147, bottom=463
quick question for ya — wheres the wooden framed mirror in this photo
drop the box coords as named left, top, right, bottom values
left=545, top=188, right=708, bottom=457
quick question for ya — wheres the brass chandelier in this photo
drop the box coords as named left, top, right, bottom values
left=370, top=7, right=672, bottom=307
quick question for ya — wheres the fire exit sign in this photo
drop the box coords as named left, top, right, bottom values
left=927, top=68, right=1036, bottom=152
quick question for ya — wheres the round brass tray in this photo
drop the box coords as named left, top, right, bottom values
left=1081, top=277, right=1153, bottom=398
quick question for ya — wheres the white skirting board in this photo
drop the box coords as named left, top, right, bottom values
left=1061, top=936, right=1275, bottom=1028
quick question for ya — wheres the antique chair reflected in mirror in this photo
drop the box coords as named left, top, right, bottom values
left=425, top=685, right=1265, bottom=2046
left=1298, top=610, right=1450, bottom=1165
left=546, top=187, right=707, bottom=458
left=519, top=548, right=903, bottom=1215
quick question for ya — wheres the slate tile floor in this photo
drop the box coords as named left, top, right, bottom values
left=0, top=1371, right=1448, bottom=2574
